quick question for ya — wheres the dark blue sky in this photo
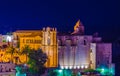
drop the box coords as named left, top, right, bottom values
left=0, top=0, right=120, bottom=42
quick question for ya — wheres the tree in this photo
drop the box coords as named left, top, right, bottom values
left=6, top=46, right=17, bottom=63
left=20, top=45, right=31, bottom=63
left=48, top=70, right=58, bottom=76
left=27, top=49, right=48, bottom=76
left=15, top=65, right=27, bottom=76
left=84, top=69, right=100, bottom=75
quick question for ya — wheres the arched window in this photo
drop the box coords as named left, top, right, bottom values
left=58, top=39, right=62, bottom=45
left=84, top=40, right=86, bottom=45
left=47, top=37, right=50, bottom=45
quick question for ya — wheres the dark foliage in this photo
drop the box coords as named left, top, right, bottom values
left=27, top=49, right=48, bottom=76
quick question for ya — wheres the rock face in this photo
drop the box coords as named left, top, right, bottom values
left=71, top=20, right=84, bottom=35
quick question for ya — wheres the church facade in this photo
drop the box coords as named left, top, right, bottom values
left=0, top=27, right=58, bottom=68
left=58, top=20, right=113, bottom=72
left=0, top=20, right=113, bottom=74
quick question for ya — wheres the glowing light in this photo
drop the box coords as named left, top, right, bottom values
left=24, top=64, right=27, bottom=67
left=77, top=66, right=80, bottom=69
left=101, top=68, right=105, bottom=72
left=61, top=66, right=64, bottom=69
left=81, top=65, right=84, bottom=69
left=85, top=65, right=88, bottom=69
left=74, top=66, right=76, bottom=69
left=65, top=66, right=68, bottom=69
left=6, top=36, right=12, bottom=42
left=16, top=66, right=26, bottom=76
left=58, top=70, right=63, bottom=73
left=96, top=67, right=114, bottom=75
left=69, top=66, right=72, bottom=69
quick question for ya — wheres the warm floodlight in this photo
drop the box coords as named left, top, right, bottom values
left=65, top=66, right=68, bottom=69
left=61, top=66, right=64, bottom=69
left=69, top=66, right=72, bottom=69
left=81, top=65, right=84, bottom=69
left=85, top=65, right=88, bottom=69
left=77, top=66, right=80, bottom=69
left=74, top=66, right=76, bottom=69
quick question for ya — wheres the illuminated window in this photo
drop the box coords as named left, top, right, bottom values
left=34, top=40, right=36, bottom=43
left=31, top=40, right=33, bottom=43
left=29, top=40, right=31, bottom=43
left=23, top=39, right=24, bottom=43
left=37, top=40, right=40, bottom=43
left=36, top=40, right=38, bottom=43
left=38, top=40, right=41, bottom=43
left=26, top=39, right=28, bottom=43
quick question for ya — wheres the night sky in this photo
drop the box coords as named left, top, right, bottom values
left=0, top=0, right=120, bottom=42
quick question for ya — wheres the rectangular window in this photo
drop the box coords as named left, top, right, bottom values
left=23, top=39, right=24, bottom=43
left=26, top=39, right=29, bottom=43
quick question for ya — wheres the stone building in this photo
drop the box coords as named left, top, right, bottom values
left=0, top=20, right=114, bottom=75
left=58, top=20, right=113, bottom=72
left=0, top=27, right=58, bottom=68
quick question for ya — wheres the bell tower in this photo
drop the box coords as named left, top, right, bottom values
left=42, top=27, right=58, bottom=68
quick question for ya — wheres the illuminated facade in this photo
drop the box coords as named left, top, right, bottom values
left=58, top=20, right=113, bottom=71
left=0, top=27, right=58, bottom=68
left=0, top=20, right=113, bottom=75
left=13, top=27, right=58, bottom=67
left=41, top=27, right=58, bottom=67
left=13, top=30, right=42, bottom=49
left=58, top=35, right=93, bottom=69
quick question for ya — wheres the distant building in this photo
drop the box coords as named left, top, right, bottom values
left=13, top=30, right=42, bottom=49
left=0, top=34, right=13, bottom=47
left=0, top=20, right=114, bottom=75
left=58, top=20, right=113, bottom=73
left=58, top=35, right=92, bottom=69
left=12, top=27, right=58, bottom=68
left=0, top=27, right=58, bottom=68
